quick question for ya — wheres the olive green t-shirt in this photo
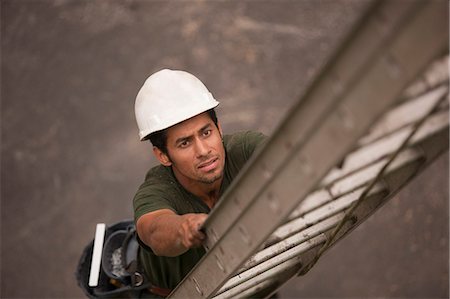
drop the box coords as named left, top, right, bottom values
left=133, top=131, right=266, bottom=290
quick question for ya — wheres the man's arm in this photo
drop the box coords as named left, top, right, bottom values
left=136, top=209, right=207, bottom=257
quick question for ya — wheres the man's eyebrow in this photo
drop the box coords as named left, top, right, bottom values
left=174, top=124, right=213, bottom=145
left=199, top=124, right=212, bottom=132
left=175, top=135, right=191, bottom=145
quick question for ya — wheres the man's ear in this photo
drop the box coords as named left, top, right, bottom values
left=152, top=147, right=172, bottom=166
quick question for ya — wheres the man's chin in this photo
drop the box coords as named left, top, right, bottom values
left=199, top=173, right=223, bottom=184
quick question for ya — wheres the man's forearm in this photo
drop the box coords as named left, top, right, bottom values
left=137, top=212, right=207, bottom=257
left=145, top=214, right=190, bottom=257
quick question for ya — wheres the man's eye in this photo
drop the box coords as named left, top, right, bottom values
left=179, top=141, right=189, bottom=148
left=203, top=130, right=212, bottom=137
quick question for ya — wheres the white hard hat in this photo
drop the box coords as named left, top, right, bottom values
left=134, top=69, right=220, bottom=141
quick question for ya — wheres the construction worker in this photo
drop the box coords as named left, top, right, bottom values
left=133, top=69, right=266, bottom=297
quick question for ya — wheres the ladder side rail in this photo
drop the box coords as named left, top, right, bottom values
left=216, top=70, right=450, bottom=298
left=201, top=0, right=419, bottom=252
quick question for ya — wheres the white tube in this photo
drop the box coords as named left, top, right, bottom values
left=88, top=223, right=106, bottom=287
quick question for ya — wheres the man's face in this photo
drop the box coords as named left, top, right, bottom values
left=159, top=112, right=225, bottom=186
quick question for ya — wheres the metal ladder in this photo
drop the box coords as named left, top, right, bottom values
left=211, top=59, right=448, bottom=299
left=168, top=1, right=449, bottom=298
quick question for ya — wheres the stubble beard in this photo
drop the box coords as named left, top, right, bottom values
left=198, top=171, right=223, bottom=184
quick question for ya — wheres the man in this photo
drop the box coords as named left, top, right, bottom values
left=133, top=69, right=266, bottom=297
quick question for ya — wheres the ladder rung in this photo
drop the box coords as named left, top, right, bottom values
left=286, top=189, right=332, bottom=221
left=330, top=147, right=422, bottom=197
left=402, top=56, right=449, bottom=99
left=242, top=214, right=345, bottom=274
left=323, top=105, right=449, bottom=186
left=359, top=85, right=448, bottom=146
left=270, top=184, right=386, bottom=244
left=213, top=236, right=324, bottom=299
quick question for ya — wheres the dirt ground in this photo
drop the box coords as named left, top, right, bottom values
left=1, top=1, right=448, bottom=298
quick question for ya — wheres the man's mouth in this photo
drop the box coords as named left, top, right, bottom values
left=197, top=157, right=219, bottom=172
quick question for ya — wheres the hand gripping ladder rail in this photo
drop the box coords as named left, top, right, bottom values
left=168, top=1, right=449, bottom=298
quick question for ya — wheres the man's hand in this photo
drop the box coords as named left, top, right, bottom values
left=178, top=213, right=207, bottom=249
left=136, top=209, right=208, bottom=257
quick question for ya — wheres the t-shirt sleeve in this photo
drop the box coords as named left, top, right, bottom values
left=133, top=183, right=177, bottom=222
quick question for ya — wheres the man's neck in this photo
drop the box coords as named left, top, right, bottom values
left=173, top=170, right=223, bottom=209
left=187, top=180, right=222, bottom=209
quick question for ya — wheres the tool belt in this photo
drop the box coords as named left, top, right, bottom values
left=76, top=220, right=172, bottom=298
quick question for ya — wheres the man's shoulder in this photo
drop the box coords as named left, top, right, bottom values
left=224, top=131, right=267, bottom=149
left=134, top=164, right=182, bottom=206
left=144, top=164, right=172, bottom=181
left=222, top=131, right=267, bottom=173
left=137, top=164, right=177, bottom=193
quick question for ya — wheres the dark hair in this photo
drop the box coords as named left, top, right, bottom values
left=148, top=109, right=218, bottom=155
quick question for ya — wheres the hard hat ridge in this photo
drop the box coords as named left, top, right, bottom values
left=134, top=69, right=220, bottom=141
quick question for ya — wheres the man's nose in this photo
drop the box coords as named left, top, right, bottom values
left=195, top=139, right=210, bottom=157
